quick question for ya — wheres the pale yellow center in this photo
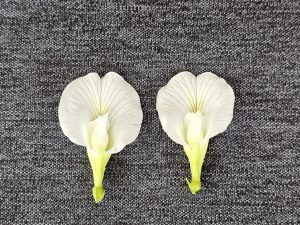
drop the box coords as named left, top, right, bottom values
left=87, top=114, right=110, bottom=152
left=184, top=111, right=203, bottom=145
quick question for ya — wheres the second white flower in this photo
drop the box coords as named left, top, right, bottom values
left=156, top=71, right=235, bottom=194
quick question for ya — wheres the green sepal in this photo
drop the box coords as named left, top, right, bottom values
left=92, top=186, right=105, bottom=203
left=184, top=141, right=208, bottom=195
left=87, top=147, right=111, bottom=203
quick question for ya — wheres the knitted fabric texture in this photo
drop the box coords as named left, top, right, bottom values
left=0, top=1, right=299, bottom=224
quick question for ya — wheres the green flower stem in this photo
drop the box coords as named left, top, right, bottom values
left=184, top=141, right=208, bottom=195
left=87, top=148, right=111, bottom=203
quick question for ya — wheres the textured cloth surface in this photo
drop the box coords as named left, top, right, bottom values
left=0, top=0, right=300, bottom=224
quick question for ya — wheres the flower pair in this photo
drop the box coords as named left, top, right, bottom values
left=58, top=71, right=234, bottom=203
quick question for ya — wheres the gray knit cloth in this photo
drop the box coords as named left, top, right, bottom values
left=0, top=1, right=299, bottom=224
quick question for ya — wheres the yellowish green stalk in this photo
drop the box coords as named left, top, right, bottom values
left=184, top=141, right=208, bottom=194
left=87, top=148, right=111, bottom=203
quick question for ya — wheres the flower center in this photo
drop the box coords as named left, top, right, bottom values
left=87, top=114, right=110, bottom=152
left=184, top=111, right=203, bottom=145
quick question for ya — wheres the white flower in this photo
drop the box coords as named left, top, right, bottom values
left=156, top=71, right=234, bottom=194
left=58, top=72, right=143, bottom=202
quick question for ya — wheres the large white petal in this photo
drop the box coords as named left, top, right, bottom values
left=156, top=71, right=197, bottom=146
left=196, top=72, right=235, bottom=140
left=103, top=72, right=143, bottom=154
left=58, top=72, right=101, bottom=146
left=156, top=71, right=234, bottom=145
left=58, top=72, right=143, bottom=152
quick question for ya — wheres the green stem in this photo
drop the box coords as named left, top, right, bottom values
left=87, top=148, right=111, bottom=203
left=184, top=142, right=208, bottom=195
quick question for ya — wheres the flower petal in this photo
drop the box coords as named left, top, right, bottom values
left=58, top=72, right=101, bottom=146
left=156, top=71, right=197, bottom=146
left=196, top=72, right=235, bottom=139
left=102, top=72, right=143, bottom=154
left=58, top=72, right=143, bottom=151
left=156, top=71, right=234, bottom=145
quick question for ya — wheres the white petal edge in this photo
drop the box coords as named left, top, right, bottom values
left=103, top=72, right=143, bottom=154
left=58, top=72, right=101, bottom=146
left=156, top=71, right=196, bottom=146
left=197, top=72, right=235, bottom=139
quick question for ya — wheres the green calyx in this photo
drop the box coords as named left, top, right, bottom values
left=184, top=141, right=208, bottom=195
left=88, top=148, right=111, bottom=203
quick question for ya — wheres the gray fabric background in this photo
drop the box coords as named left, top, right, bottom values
left=0, top=0, right=299, bottom=224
